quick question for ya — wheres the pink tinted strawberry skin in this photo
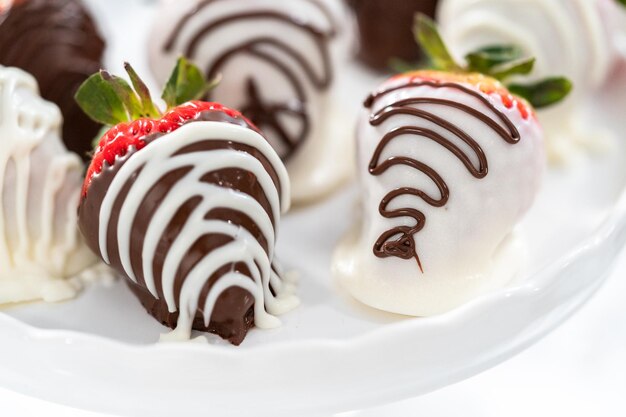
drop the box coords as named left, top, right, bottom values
left=82, top=101, right=248, bottom=197
left=391, top=70, right=535, bottom=120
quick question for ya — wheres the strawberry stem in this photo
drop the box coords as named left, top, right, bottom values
left=124, top=62, right=161, bottom=118
left=414, top=14, right=461, bottom=72
left=100, top=70, right=143, bottom=120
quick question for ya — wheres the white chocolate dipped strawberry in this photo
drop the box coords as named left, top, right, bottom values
left=148, top=0, right=353, bottom=204
left=0, top=65, right=97, bottom=304
left=333, top=16, right=571, bottom=316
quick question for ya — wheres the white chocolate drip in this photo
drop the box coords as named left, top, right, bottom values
left=0, top=66, right=96, bottom=304
left=96, top=121, right=298, bottom=338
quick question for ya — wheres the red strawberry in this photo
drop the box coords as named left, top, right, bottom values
left=76, top=58, right=247, bottom=198
left=386, top=70, right=536, bottom=120
left=82, top=101, right=244, bottom=197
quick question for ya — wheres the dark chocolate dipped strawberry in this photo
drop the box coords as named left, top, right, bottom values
left=76, top=59, right=298, bottom=345
left=0, top=0, right=105, bottom=160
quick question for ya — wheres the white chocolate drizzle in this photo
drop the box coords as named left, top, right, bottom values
left=0, top=65, right=96, bottom=304
left=95, top=121, right=298, bottom=339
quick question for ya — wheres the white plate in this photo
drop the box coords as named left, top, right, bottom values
left=1, top=1, right=626, bottom=416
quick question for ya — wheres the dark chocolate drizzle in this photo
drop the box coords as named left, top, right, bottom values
left=78, top=111, right=285, bottom=345
left=162, top=0, right=335, bottom=161
left=364, top=80, right=520, bottom=272
left=0, top=0, right=105, bottom=159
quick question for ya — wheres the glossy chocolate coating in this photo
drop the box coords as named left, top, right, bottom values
left=78, top=111, right=281, bottom=345
left=364, top=80, right=520, bottom=270
left=0, top=0, right=105, bottom=159
left=346, top=0, right=439, bottom=71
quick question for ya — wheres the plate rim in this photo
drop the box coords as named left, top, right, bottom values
left=1, top=187, right=624, bottom=355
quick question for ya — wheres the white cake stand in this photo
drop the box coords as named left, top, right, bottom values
left=1, top=1, right=625, bottom=416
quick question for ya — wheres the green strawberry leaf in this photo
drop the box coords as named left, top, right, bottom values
left=618, top=0, right=625, bottom=7
left=407, top=12, right=574, bottom=111
left=162, top=57, right=218, bottom=109
left=413, top=13, right=461, bottom=72
left=100, top=70, right=143, bottom=120
left=389, top=57, right=419, bottom=74
left=490, top=57, right=536, bottom=81
left=75, top=72, right=131, bottom=126
left=508, top=77, right=573, bottom=109
left=124, top=62, right=161, bottom=118
left=465, top=45, right=524, bottom=73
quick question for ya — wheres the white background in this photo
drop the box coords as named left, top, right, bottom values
left=2, top=249, right=624, bottom=417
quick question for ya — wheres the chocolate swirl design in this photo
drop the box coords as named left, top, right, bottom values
left=364, top=81, right=520, bottom=272
left=161, top=0, right=336, bottom=161
left=0, top=0, right=105, bottom=160
left=78, top=111, right=297, bottom=345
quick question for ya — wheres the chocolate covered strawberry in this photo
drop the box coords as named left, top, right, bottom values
left=333, top=15, right=572, bottom=317
left=75, top=59, right=298, bottom=345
